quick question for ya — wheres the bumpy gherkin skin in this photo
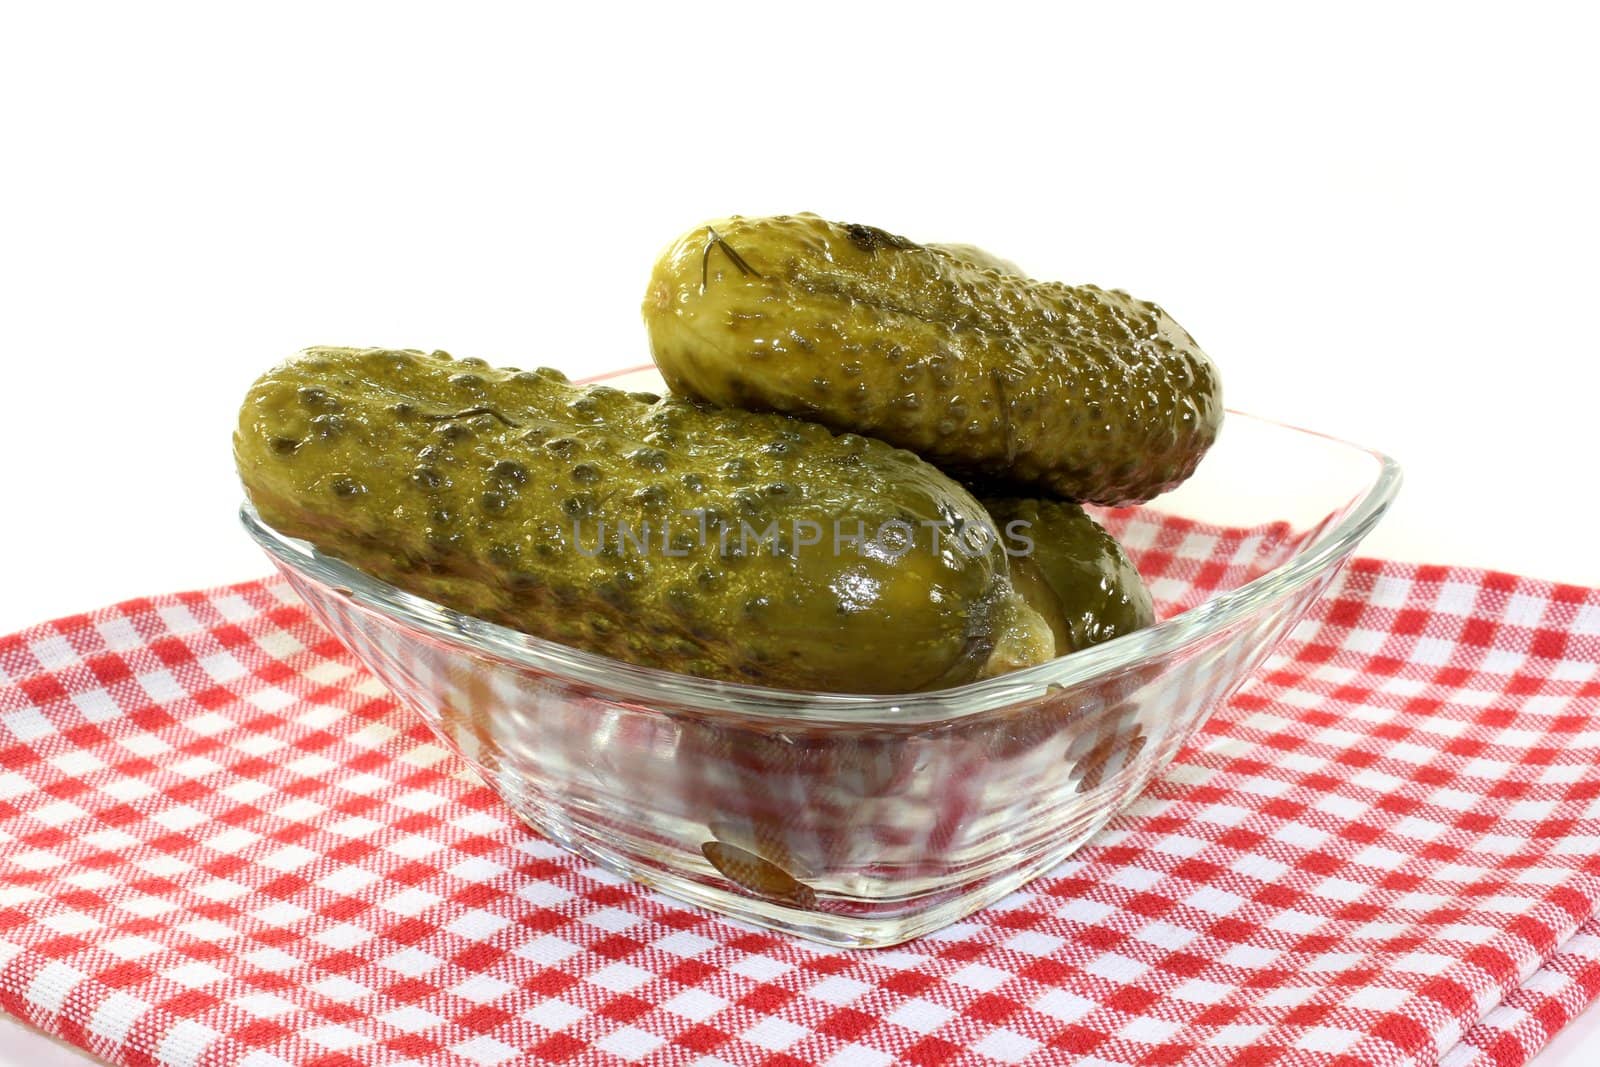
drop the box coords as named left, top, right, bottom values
left=236, top=347, right=1055, bottom=694
left=644, top=214, right=1223, bottom=506
left=984, top=497, right=1155, bottom=653
left=928, top=243, right=1025, bottom=277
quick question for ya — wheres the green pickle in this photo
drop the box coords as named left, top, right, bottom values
left=644, top=214, right=1223, bottom=506
left=235, top=347, right=1056, bottom=694
left=984, top=497, right=1155, bottom=653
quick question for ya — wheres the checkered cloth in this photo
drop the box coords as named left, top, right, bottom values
left=3, top=514, right=1599, bottom=1066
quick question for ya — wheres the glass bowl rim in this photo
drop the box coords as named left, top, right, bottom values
left=239, top=410, right=1400, bottom=726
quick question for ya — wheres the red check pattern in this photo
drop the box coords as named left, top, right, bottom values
left=1450, top=916, right=1600, bottom=1067
left=3, top=514, right=1600, bottom=1067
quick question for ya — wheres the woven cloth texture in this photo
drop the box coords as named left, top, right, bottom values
left=3, top=511, right=1599, bottom=1066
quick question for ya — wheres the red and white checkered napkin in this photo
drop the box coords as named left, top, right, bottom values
left=3, top=521, right=1600, bottom=1067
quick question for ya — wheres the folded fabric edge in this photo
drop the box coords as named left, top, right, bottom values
left=0, top=574, right=288, bottom=648
left=0, top=945, right=243, bottom=1067
left=1443, top=913, right=1600, bottom=1067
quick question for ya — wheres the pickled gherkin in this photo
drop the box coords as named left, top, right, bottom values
left=643, top=214, right=1223, bottom=506
left=235, top=347, right=1056, bottom=694
left=984, top=497, right=1154, bottom=653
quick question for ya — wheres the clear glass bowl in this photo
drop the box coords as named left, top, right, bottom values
left=240, top=366, right=1400, bottom=947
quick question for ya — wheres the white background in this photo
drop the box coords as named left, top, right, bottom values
left=1, top=3, right=1597, bottom=1063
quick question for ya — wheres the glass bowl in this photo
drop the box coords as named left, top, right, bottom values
left=239, top=365, right=1400, bottom=947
